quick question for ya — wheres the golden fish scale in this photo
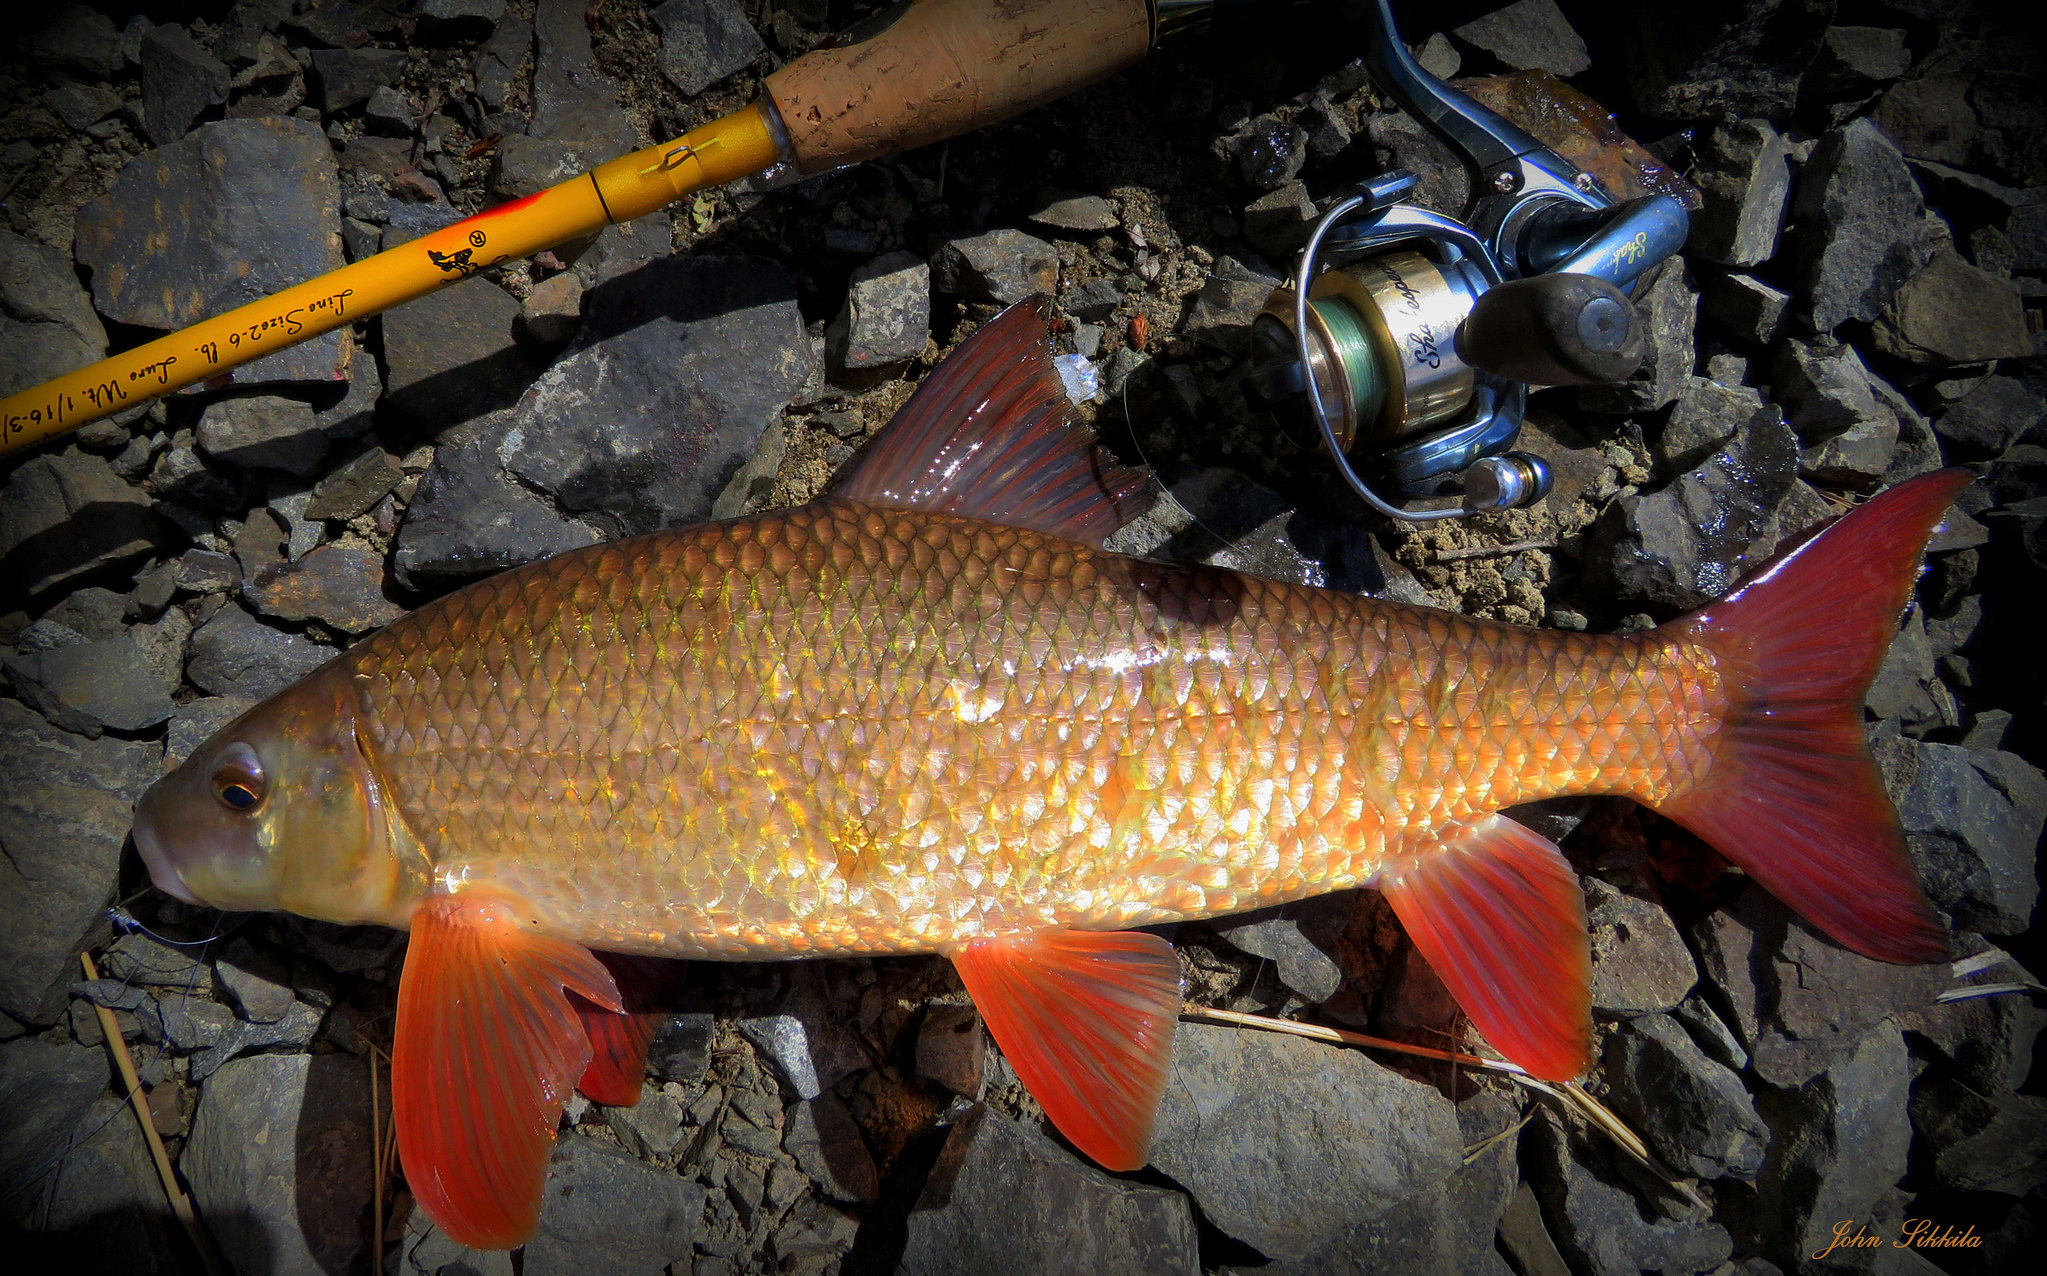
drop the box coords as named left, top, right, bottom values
left=347, top=503, right=1732, bottom=958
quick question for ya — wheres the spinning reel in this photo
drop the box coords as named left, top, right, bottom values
left=1243, top=0, right=1691, bottom=521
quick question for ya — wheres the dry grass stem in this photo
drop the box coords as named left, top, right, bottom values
left=1434, top=540, right=1557, bottom=562
left=371, top=1049, right=384, bottom=1265
left=1182, top=1006, right=1530, bottom=1074
left=1937, top=981, right=2045, bottom=1004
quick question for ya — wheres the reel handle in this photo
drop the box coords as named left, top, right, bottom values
left=1459, top=274, right=1644, bottom=387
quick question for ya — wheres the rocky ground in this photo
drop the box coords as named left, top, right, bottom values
left=1, top=0, right=2044, bottom=1273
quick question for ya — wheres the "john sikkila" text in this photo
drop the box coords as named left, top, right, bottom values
left=1814, top=1219, right=1984, bottom=1260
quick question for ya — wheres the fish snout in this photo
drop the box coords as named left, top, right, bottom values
left=132, top=783, right=204, bottom=906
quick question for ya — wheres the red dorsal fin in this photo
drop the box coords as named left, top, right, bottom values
left=575, top=953, right=689, bottom=1107
left=394, top=892, right=621, bottom=1250
left=951, top=929, right=1182, bottom=1170
left=1377, top=815, right=1592, bottom=1081
left=832, top=296, right=1151, bottom=548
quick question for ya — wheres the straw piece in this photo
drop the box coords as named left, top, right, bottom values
left=80, top=951, right=229, bottom=1276
left=1181, top=1006, right=1530, bottom=1075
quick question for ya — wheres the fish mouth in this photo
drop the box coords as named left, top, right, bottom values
left=131, top=789, right=204, bottom=906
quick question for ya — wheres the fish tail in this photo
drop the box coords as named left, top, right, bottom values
left=1658, top=469, right=1972, bottom=964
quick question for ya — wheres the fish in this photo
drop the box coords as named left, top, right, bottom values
left=131, top=296, right=1963, bottom=1250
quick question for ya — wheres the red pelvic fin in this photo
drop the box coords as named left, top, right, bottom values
left=951, top=929, right=1182, bottom=1171
left=394, top=893, right=621, bottom=1251
left=1377, top=814, right=1592, bottom=1081
left=831, top=297, right=1151, bottom=548
left=575, top=953, right=689, bottom=1108
left=1664, top=470, right=1971, bottom=966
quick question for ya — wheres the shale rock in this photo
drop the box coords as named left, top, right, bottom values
left=1652, top=375, right=1763, bottom=476
left=1935, top=377, right=2045, bottom=457
left=381, top=274, right=543, bottom=429
left=1606, top=1013, right=1767, bottom=1181
left=308, top=47, right=408, bottom=114
left=474, top=11, right=533, bottom=112
left=930, top=229, right=1059, bottom=304
left=898, top=1106, right=1198, bottom=1276
left=784, top=1091, right=877, bottom=1203
left=1911, top=1078, right=2047, bottom=1199
left=3, top=632, right=175, bottom=737
left=1621, top=0, right=1831, bottom=120
left=390, top=413, right=600, bottom=589
left=1451, top=1, right=1589, bottom=78
left=0, top=452, right=164, bottom=598
left=183, top=1053, right=372, bottom=1276
left=1367, top=110, right=1470, bottom=216
left=244, top=543, right=404, bottom=634
left=1788, top=119, right=1934, bottom=336
left=827, top=251, right=930, bottom=372
left=0, top=1038, right=113, bottom=1218
left=1872, top=251, right=2035, bottom=367
left=418, top=0, right=507, bottom=41
left=520, top=271, right=584, bottom=345
left=1207, top=892, right=1351, bottom=1003
left=1028, top=191, right=1120, bottom=233
left=1689, top=118, right=1792, bottom=268
left=1915, top=982, right=2047, bottom=1096
left=140, top=24, right=228, bottom=144
left=303, top=448, right=404, bottom=521
left=1698, top=269, right=1791, bottom=346
left=1751, top=915, right=1947, bottom=1090
left=653, top=0, right=763, bottom=97
left=0, top=229, right=107, bottom=399
left=529, top=0, right=637, bottom=163
left=1526, top=1106, right=1733, bottom=1276
left=0, top=700, right=157, bottom=1024
left=523, top=1134, right=701, bottom=1275
left=195, top=395, right=327, bottom=476
left=185, top=605, right=334, bottom=700
left=1755, top=1026, right=1914, bottom=1271
left=1183, top=254, right=1283, bottom=348
left=1149, top=1021, right=1460, bottom=1262
left=1579, top=257, right=1695, bottom=414
left=735, top=964, right=867, bottom=1101
left=916, top=1004, right=987, bottom=1098
left=25, top=6, right=119, bottom=80
left=74, top=117, right=350, bottom=388
left=1585, top=878, right=1698, bottom=1015
left=1875, top=737, right=2046, bottom=937
left=19, top=1092, right=183, bottom=1271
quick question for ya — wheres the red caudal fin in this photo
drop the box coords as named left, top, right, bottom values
left=394, top=893, right=621, bottom=1250
left=1377, top=814, right=1592, bottom=1081
left=575, top=954, right=689, bottom=1108
left=952, top=930, right=1183, bottom=1170
left=1661, top=470, right=1973, bottom=966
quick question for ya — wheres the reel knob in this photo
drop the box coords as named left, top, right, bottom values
left=1463, top=452, right=1551, bottom=512
left=1460, top=273, right=1644, bottom=387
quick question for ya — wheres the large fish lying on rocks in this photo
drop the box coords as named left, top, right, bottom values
left=133, top=297, right=1961, bottom=1249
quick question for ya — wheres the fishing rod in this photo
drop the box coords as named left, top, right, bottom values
left=0, top=0, right=1229, bottom=459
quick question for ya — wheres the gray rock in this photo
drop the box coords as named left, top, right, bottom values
left=26, top=6, right=120, bottom=79
left=1803, top=26, right=1910, bottom=104
left=0, top=701, right=156, bottom=1024
left=196, top=395, right=327, bottom=475
left=652, top=0, right=762, bottom=97
left=1698, top=269, right=1790, bottom=346
left=1751, top=914, right=1947, bottom=1090
left=1788, top=118, right=1935, bottom=336
left=1590, top=406, right=1798, bottom=612
left=1183, top=255, right=1283, bottom=350
left=20, top=1091, right=184, bottom=1271
left=520, top=271, right=584, bottom=345
left=1755, top=1026, right=1913, bottom=1272
left=1028, top=191, right=1120, bottom=233
left=1579, top=257, right=1696, bottom=415
left=379, top=193, right=466, bottom=251
left=1149, top=1021, right=1460, bottom=1262
left=362, top=84, right=412, bottom=136
left=186, top=605, right=334, bottom=700
left=917, top=1004, right=987, bottom=1098
left=74, top=117, right=351, bottom=389
left=1873, top=251, right=2035, bottom=367
left=1527, top=1103, right=1734, bottom=1276
left=1495, top=1183, right=1571, bottom=1276
left=1606, top=1014, right=1767, bottom=1181
left=43, top=78, right=124, bottom=130
left=1864, top=605, right=1948, bottom=733
left=176, top=548, right=239, bottom=593
left=898, top=1105, right=1198, bottom=1276
left=529, top=0, right=637, bottom=163
left=167, top=695, right=256, bottom=768
left=419, top=0, right=506, bottom=41
left=784, top=1091, right=877, bottom=1204
left=3, top=633, right=176, bottom=737
left=1227, top=115, right=1308, bottom=192
left=603, top=1084, right=687, bottom=1163
left=140, top=24, right=229, bottom=144
left=1207, top=893, right=1351, bottom=1003
left=1064, top=277, right=1123, bottom=324
left=102, top=932, right=206, bottom=988
left=1620, top=0, right=1831, bottom=121
left=1368, top=110, right=1470, bottom=215
left=1241, top=182, right=1318, bottom=256
left=1936, top=377, right=2044, bottom=457
left=931, top=229, right=1060, bottom=304
left=1875, top=737, right=2046, bottom=937
left=1802, top=412, right=1900, bottom=489
left=645, top=1011, right=713, bottom=1086
left=1675, top=989, right=1750, bottom=1072
left=381, top=274, right=542, bottom=429
left=1451, top=0, right=1590, bottom=77
left=244, top=543, right=404, bottom=634
left=1585, top=878, right=1698, bottom=1015
left=1772, top=339, right=1893, bottom=445
left=524, top=1133, right=702, bottom=1275
left=474, top=12, right=533, bottom=113
left=1690, top=118, right=1791, bottom=268
left=225, top=32, right=308, bottom=121
left=1914, top=982, right=2046, bottom=1096
left=0, top=452, right=164, bottom=599
left=0, top=229, right=107, bottom=399
left=0, top=1038, right=113, bottom=1215
left=736, top=969, right=866, bottom=1101
left=213, top=938, right=296, bottom=1024
left=1911, top=1079, right=2047, bottom=1198
left=1653, top=375, right=1763, bottom=476
left=308, top=46, right=408, bottom=114
left=490, top=132, right=581, bottom=201
left=183, top=1053, right=372, bottom=1276
left=826, top=251, right=930, bottom=371
left=391, top=414, right=601, bottom=589
left=304, top=448, right=404, bottom=521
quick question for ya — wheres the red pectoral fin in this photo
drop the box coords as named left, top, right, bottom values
left=1378, top=814, right=1592, bottom=1082
left=951, top=929, right=1182, bottom=1171
left=575, top=953, right=689, bottom=1107
left=394, top=893, right=621, bottom=1251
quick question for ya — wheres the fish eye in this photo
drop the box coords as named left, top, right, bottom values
left=211, top=743, right=267, bottom=814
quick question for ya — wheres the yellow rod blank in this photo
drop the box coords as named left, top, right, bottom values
left=0, top=102, right=783, bottom=460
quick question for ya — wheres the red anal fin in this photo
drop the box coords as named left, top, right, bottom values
left=831, top=297, right=1151, bottom=548
left=1377, top=815, right=1592, bottom=1082
left=575, top=953, right=689, bottom=1107
left=1663, top=470, right=1968, bottom=965
left=951, top=929, right=1182, bottom=1171
left=394, top=893, right=621, bottom=1251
